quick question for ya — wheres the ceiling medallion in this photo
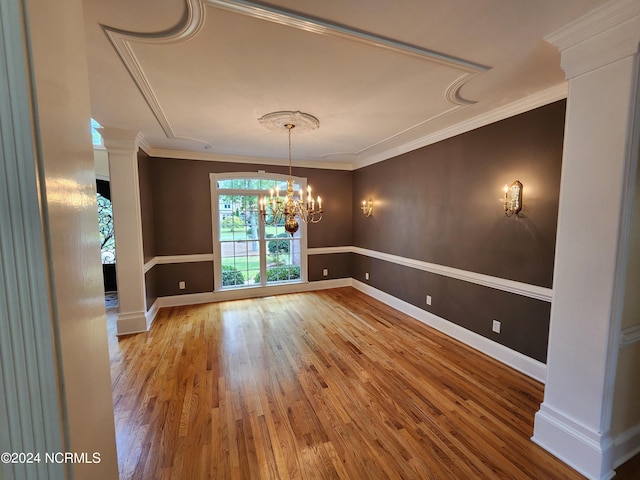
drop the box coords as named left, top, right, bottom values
left=258, top=111, right=323, bottom=236
left=258, top=111, right=320, bottom=133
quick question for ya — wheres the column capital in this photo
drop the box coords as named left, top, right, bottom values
left=98, top=127, right=143, bottom=154
left=545, top=0, right=640, bottom=79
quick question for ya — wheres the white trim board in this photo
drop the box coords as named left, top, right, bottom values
left=308, top=246, right=552, bottom=302
left=351, top=280, right=547, bottom=383
left=141, top=279, right=352, bottom=331
left=620, top=324, right=640, bottom=346
left=612, top=423, right=640, bottom=469
left=144, top=246, right=552, bottom=302
left=154, top=278, right=351, bottom=309
left=144, top=254, right=214, bottom=273
left=352, top=247, right=553, bottom=302
left=308, top=246, right=353, bottom=255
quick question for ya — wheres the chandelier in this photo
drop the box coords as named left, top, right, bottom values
left=258, top=111, right=323, bottom=236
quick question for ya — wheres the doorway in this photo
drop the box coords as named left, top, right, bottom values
left=97, top=179, right=117, bottom=300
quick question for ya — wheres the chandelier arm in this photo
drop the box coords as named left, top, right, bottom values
left=258, top=111, right=324, bottom=230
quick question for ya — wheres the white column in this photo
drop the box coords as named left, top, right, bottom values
left=100, top=128, right=149, bottom=334
left=532, top=2, right=640, bottom=479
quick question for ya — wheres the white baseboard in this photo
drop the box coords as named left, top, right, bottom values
left=156, top=278, right=352, bottom=308
left=532, top=403, right=615, bottom=480
left=351, top=279, right=547, bottom=383
left=116, top=310, right=148, bottom=336
left=145, top=300, right=160, bottom=330
left=612, top=423, right=640, bottom=468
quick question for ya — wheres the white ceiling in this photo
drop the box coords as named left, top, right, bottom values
left=83, top=0, right=610, bottom=169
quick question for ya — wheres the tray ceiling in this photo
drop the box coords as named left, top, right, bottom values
left=83, top=0, right=610, bottom=168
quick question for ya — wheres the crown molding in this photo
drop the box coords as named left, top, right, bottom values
left=545, top=0, right=640, bottom=79
left=135, top=83, right=567, bottom=171
left=103, top=0, right=487, bottom=161
left=101, top=0, right=211, bottom=148
left=143, top=146, right=354, bottom=170
left=352, top=82, right=568, bottom=169
left=206, top=0, right=486, bottom=129
left=206, top=0, right=489, bottom=74
left=545, top=0, right=640, bottom=51
left=446, top=73, right=480, bottom=106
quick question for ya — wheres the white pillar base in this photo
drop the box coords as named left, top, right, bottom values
left=532, top=404, right=615, bottom=480
left=116, top=311, right=149, bottom=336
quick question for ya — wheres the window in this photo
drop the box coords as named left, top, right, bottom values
left=96, top=180, right=115, bottom=264
left=211, top=173, right=307, bottom=290
left=91, top=118, right=104, bottom=148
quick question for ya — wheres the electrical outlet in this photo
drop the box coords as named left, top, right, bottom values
left=365, top=272, right=369, bottom=280
left=426, top=295, right=432, bottom=306
left=492, top=319, right=501, bottom=334
left=179, top=281, right=186, bottom=290
left=323, top=268, right=328, bottom=277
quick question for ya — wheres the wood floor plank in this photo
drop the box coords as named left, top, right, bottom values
left=108, top=287, right=639, bottom=479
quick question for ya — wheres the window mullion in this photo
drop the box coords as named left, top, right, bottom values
left=259, top=215, right=267, bottom=286
left=213, top=174, right=306, bottom=290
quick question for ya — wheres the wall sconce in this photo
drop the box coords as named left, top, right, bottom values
left=361, top=198, right=373, bottom=217
left=504, top=181, right=523, bottom=216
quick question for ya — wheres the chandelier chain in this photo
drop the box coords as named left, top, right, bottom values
left=258, top=113, right=324, bottom=236
left=287, top=124, right=293, bottom=178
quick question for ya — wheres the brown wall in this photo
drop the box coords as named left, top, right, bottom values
left=353, top=101, right=565, bottom=288
left=142, top=158, right=352, bottom=301
left=352, top=100, right=566, bottom=361
left=154, top=262, right=214, bottom=296
left=144, top=267, right=158, bottom=312
left=149, top=159, right=352, bottom=255
left=308, top=253, right=353, bottom=281
left=139, top=150, right=156, bottom=263
left=139, top=150, right=159, bottom=310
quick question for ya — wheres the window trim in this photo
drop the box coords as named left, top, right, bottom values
left=209, top=172, right=309, bottom=292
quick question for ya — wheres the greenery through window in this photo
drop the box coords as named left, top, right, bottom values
left=214, top=175, right=304, bottom=289
left=97, top=192, right=115, bottom=264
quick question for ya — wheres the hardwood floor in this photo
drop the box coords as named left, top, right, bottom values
left=107, top=288, right=636, bottom=479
